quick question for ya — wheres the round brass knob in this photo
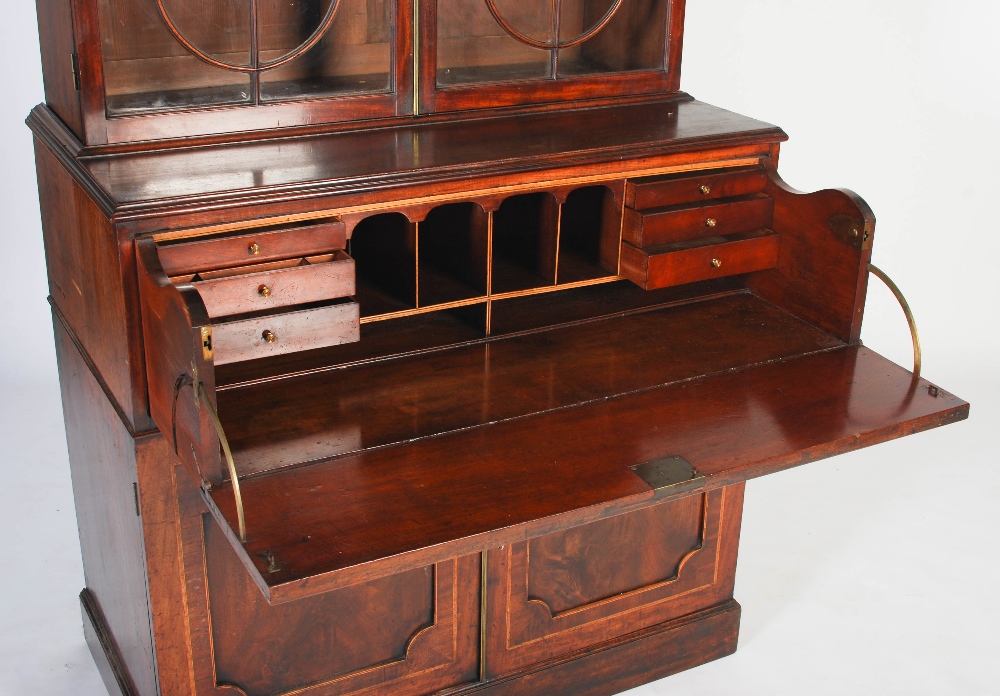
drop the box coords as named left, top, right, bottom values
left=706, top=218, right=717, bottom=228
left=261, top=329, right=277, bottom=344
left=258, top=284, right=272, bottom=298
left=248, top=243, right=261, bottom=255
left=711, top=258, right=723, bottom=268
left=700, top=185, right=711, bottom=195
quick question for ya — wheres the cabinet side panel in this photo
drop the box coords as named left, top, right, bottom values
left=37, top=141, right=150, bottom=429
left=53, top=315, right=159, bottom=696
left=35, top=0, right=84, bottom=137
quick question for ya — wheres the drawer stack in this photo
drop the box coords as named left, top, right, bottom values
left=619, top=166, right=780, bottom=290
left=154, top=221, right=360, bottom=365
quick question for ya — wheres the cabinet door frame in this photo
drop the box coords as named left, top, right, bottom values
left=72, top=0, right=415, bottom=146
left=483, top=485, right=744, bottom=679
left=417, top=0, right=686, bottom=115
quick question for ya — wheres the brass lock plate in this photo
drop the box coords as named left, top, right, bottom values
left=630, top=455, right=705, bottom=495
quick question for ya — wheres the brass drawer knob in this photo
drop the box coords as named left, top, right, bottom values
left=700, top=185, right=711, bottom=195
left=262, top=329, right=277, bottom=344
left=258, top=284, right=272, bottom=298
left=706, top=218, right=717, bottom=228
left=248, top=242, right=261, bottom=255
left=711, top=258, right=723, bottom=268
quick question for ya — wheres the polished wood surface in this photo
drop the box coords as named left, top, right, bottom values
left=217, top=292, right=842, bottom=474
left=31, top=4, right=970, bottom=694
left=209, top=343, right=966, bottom=601
left=39, top=100, right=784, bottom=212
left=485, top=485, right=745, bottom=677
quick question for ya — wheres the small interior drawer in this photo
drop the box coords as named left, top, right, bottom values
left=623, top=194, right=774, bottom=248
left=620, top=231, right=780, bottom=290
left=626, top=166, right=768, bottom=210
left=176, top=251, right=355, bottom=318
left=157, top=221, right=347, bottom=276
left=211, top=301, right=360, bottom=366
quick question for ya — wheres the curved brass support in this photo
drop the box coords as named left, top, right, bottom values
left=868, top=263, right=922, bottom=379
left=154, top=0, right=342, bottom=74
left=485, top=0, right=625, bottom=51
left=196, top=383, right=247, bottom=543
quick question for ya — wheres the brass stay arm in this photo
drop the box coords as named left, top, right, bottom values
left=868, top=263, right=922, bottom=379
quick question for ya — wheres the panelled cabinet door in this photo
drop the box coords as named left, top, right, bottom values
left=419, top=0, right=682, bottom=113
left=483, top=484, right=745, bottom=678
left=186, top=507, right=481, bottom=695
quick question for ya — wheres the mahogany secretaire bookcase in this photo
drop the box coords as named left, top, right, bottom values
left=27, top=1, right=968, bottom=694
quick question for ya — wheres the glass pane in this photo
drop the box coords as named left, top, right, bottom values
left=437, top=0, right=554, bottom=87
left=259, top=0, right=394, bottom=102
left=557, top=0, right=668, bottom=78
left=99, top=0, right=253, bottom=114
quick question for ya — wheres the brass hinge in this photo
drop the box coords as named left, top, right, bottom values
left=71, top=53, right=81, bottom=91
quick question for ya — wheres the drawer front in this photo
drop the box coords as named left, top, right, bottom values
left=158, top=221, right=347, bottom=276
left=626, top=167, right=768, bottom=210
left=623, top=195, right=774, bottom=248
left=620, top=232, right=780, bottom=291
left=193, top=252, right=356, bottom=318
left=211, top=302, right=360, bottom=365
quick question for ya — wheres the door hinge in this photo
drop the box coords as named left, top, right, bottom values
left=133, top=482, right=140, bottom=517
left=71, top=53, right=81, bottom=91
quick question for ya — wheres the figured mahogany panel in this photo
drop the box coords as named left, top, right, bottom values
left=205, top=520, right=475, bottom=696
left=208, top=343, right=965, bottom=602
left=526, top=493, right=704, bottom=614
left=484, top=486, right=745, bottom=678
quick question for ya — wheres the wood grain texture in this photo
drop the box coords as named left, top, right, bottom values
left=35, top=0, right=84, bottom=137
left=473, top=600, right=740, bottom=696
left=211, top=301, right=361, bottom=366
left=209, top=344, right=966, bottom=601
left=136, top=237, right=222, bottom=484
left=746, top=166, right=875, bottom=343
left=56, top=100, right=783, bottom=219
left=622, top=194, right=774, bottom=247
left=53, top=317, right=159, bottom=695
left=625, top=165, right=768, bottom=209
left=189, top=252, right=356, bottom=319
left=485, top=485, right=745, bottom=677
left=217, top=292, right=842, bottom=475
left=206, top=521, right=480, bottom=696
left=157, top=221, right=347, bottom=276
left=620, top=230, right=780, bottom=290
left=36, top=140, right=151, bottom=430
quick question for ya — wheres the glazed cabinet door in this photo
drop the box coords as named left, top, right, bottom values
left=483, top=484, right=744, bottom=678
left=82, top=0, right=414, bottom=143
left=418, top=0, right=683, bottom=113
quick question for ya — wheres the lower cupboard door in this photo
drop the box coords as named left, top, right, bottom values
left=198, top=518, right=481, bottom=696
left=483, top=484, right=746, bottom=678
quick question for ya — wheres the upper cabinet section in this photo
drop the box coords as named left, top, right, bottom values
left=35, top=0, right=684, bottom=147
left=100, top=0, right=398, bottom=114
left=424, top=0, right=680, bottom=112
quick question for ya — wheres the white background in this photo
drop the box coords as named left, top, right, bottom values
left=0, top=1, right=997, bottom=694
